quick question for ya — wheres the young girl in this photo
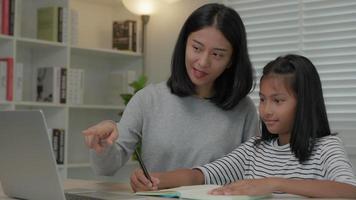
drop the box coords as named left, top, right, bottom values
left=130, top=54, right=356, bottom=198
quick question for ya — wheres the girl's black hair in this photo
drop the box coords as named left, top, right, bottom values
left=167, top=3, right=254, bottom=110
left=259, top=54, right=331, bottom=163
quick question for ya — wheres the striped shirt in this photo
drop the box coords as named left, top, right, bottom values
left=197, top=136, right=356, bottom=186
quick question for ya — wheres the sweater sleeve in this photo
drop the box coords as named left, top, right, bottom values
left=90, top=85, right=150, bottom=176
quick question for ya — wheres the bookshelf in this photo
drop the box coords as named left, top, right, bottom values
left=0, top=0, right=142, bottom=181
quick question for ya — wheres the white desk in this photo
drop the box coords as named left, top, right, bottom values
left=0, top=179, right=350, bottom=200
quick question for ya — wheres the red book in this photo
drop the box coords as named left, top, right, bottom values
left=1, top=0, right=10, bottom=35
left=0, top=58, right=13, bottom=101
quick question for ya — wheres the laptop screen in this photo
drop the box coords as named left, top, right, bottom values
left=0, top=110, right=66, bottom=200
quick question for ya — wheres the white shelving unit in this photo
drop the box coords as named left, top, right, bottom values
left=0, top=0, right=141, bottom=181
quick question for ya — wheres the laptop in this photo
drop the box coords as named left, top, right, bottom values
left=0, top=110, right=144, bottom=200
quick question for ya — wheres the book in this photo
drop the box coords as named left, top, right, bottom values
left=67, top=68, right=84, bottom=105
left=57, top=7, right=68, bottom=43
left=59, top=68, right=67, bottom=104
left=58, top=7, right=63, bottom=42
left=0, top=61, right=6, bottom=101
left=112, top=20, right=137, bottom=52
left=58, top=129, right=65, bottom=164
left=70, top=9, right=79, bottom=46
left=8, top=0, right=13, bottom=35
left=113, top=21, right=129, bottom=50
left=51, top=128, right=59, bottom=163
left=135, top=185, right=270, bottom=200
left=13, top=62, right=23, bottom=101
left=37, top=6, right=59, bottom=42
left=51, top=128, right=65, bottom=164
left=35, top=67, right=61, bottom=103
left=1, top=0, right=9, bottom=35
left=0, top=57, right=13, bottom=101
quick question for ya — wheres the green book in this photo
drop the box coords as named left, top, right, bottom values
left=37, top=6, right=59, bottom=41
left=135, top=185, right=270, bottom=200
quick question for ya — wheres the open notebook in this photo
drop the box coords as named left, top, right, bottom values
left=135, top=185, right=270, bottom=200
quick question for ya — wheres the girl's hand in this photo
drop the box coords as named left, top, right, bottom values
left=130, top=168, right=160, bottom=192
left=209, top=178, right=276, bottom=196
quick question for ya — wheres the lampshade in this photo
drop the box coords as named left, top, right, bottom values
left=122, top=0, right=161, bottom=15
left=163, top=0, right=181, bottom=3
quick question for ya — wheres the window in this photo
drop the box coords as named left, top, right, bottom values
left=226, top=0, right=356, bottom=151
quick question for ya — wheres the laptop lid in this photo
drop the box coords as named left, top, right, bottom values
left=0, top=110, right=66, bottom=200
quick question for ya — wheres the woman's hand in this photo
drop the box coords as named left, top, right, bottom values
left=209, top=178, right=275, bottom=196
left=130, top=168, right=160, bottom=192
left=82, top=120, right=119, bottom=153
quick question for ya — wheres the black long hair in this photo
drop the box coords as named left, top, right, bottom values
left=259, top=54, right=331, bottom=163
left=167, top=3, right=254, bottom=110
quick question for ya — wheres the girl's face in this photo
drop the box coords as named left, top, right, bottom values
left=185, top=26, right=232, bottom=97
left=259, top=75, right=297, bottom=145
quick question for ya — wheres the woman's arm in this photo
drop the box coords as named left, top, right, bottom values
left=210, top=177, right=356, bottom=198
left=130, top=168, right=204, bottom=192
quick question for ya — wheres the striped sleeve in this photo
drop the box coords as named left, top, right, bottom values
left=196, top=137, right=257, bottom=185
left=320, top=136, right=356, bottom=186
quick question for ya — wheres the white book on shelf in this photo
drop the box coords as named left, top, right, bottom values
left=0, top=61, right=7, bottom=101
left=35, top=67, right=61, bottom=104
left=13, top=63, right=23, bottom=101
left=67, top=68, right=84, bottom=105
left=70, top=9, right=79, bottom=46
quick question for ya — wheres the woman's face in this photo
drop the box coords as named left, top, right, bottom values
left=185, top=26, right=232, bottom=97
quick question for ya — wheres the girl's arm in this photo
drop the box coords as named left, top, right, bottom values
left=273, top=178, right=356, bottom=198
left=130, top=168, right=204, bottom=192
left=157, top=168, right=205, bottom=189
left=210, top=177, right=356, bottom=198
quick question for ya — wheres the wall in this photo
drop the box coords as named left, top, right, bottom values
left=145, top=0, right=219, bottom=83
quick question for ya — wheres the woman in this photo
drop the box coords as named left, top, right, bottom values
left=83, top=3, right=258, bottom=175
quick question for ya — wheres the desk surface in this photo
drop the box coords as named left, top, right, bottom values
left=0, top=179, right=351, bottom=200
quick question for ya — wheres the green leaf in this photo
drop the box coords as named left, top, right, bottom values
left=129, top=75, right=147, bottom=93
left=120, top=94, right=133, bottom=105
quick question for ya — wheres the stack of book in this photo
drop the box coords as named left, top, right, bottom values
left=37, top=6, right=67, bottom=42
left=1, top=0, right=15, bottom=35
left=112, top=20, right=138, bottom=52
left=35, top=67, right=66, bottom=104
left=35, top=67, right=84, bottom=105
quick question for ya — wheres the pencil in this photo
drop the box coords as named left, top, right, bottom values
left=134, top=149, right=153, bottom=183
